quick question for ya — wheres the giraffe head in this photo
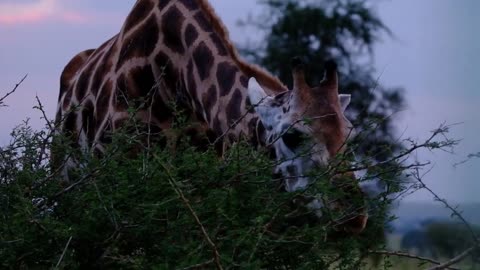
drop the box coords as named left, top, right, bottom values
left=248, top=59, right=367, bottom=233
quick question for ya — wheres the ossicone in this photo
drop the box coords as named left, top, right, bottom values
left=320, top=59, right=338, bottom=94
left=291, top=56, right=308, bottom=90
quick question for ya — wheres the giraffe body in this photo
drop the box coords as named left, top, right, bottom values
left=57, top=0, right=284, bottom=157
left=55, top=0, right=367, bottom=233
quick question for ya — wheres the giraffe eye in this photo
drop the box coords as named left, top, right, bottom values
left=282, top=129, right=304, bottom=149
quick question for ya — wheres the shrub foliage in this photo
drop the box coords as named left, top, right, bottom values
left=0, top=111, right=400, bottom=269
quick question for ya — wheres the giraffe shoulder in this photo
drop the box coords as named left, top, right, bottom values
left=60, top=49, right=95, bottom=92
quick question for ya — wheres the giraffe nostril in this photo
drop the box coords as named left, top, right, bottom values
left=281, top=128, right=304, bottom=149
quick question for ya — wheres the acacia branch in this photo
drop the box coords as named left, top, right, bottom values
left=368, top=250, right=460, bottom=270
left=182, top=259, right=215, bottom=270
left=335, top=123, right=459, bottom=175
left=412, top=168, right=479, bottom=245
left=427, top=245, right=479, bottom=270
left=409, top=151, right=479, bottom=269
left=33, top=95, right=54, bottom=168
left=54, top=236, right=73, bottom=269
left=0, top=74, right=28, bottom=107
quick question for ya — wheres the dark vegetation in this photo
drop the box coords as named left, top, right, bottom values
left=401, top=221, right=480, bottom=261
left=0, top=0, right=478, bottom=269
left=0, top=103, right=467, bottom=269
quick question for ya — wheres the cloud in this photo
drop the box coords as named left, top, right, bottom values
left=0, top=0, right=89, bottom=25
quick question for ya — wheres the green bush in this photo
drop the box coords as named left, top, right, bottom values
left=0, top=115, right=395, bottom=269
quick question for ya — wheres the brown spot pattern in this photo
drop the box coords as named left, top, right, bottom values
left=216, top=61, right=238, bottom=97
left=162, top=6, right=185, bottom=54
left=157, top=0, right=169, bottom=11
left=226, top=89, right=242, bottom=123
left=184, top=24, right=198, bottom=47
left=193, top=41, right=214, bottom=81
left=96, top=80, right=113, bottom=123
left=123, top=0, right=153, bottom=33
left=155, top=51, right=179, bottom=91
left=202, top=85, right=217, bottom=122
left=210, top=33, right=227, bottom=56
left=239, top=75, right=248, bottom=89
left=130, top=64, right=157, bottom=97
left=59, top=49, right=94, bottom=101
left=62, top=85, right=73, bottom=111
left=194, top=12, right=212, bottom=33
left=186, top=59, right=196, bottom=99
left=117, top=15, right=159, bottom=71
left=91, top=43, right=115, bottom=96
left=82, top=100, right=96, bottom=145
left=75, top=53, right=101, bottom=101
left=179, top=0, right=199, bottom=11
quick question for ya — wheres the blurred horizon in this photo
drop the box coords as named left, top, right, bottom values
left=0, top=0, right=478, bottom=203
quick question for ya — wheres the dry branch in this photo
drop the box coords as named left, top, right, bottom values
left=427, top=245, right=479, bottom=270
left=368, top=250, right=460, bottom=270
left=0, top=74, right=28, bottom=107
left=54, top=236, right=73, bottom=269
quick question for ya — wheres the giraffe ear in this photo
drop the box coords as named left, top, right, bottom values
left=248, top=77, right=267, bottom=105
left=248, top=77, right=274, bottom=121
left=339, top=94, right=351, bottom=112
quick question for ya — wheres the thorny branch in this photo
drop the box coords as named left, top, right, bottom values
left=0, top=74, right=28, bottom=107
left=368, top=250, right=460, bottom=270
left=33, top=95, right=54, bottom=168
left=427, top=245, right=479, bottom=270
left=335, top=123, right=459, bottom=175
left=54, top=236, right=73, bottom=269
left=413, top=168, right=479, bottom=245
left=368, top=123, right=478, bottom=269
left=453, top=151, right=480, bottom=168
left=409, top=167, right=480, bottom=269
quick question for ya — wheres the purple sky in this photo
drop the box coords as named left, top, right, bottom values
left=0, top=0, right=478, bottom=203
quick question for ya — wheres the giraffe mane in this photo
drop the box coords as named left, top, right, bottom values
left=196, top=0, right=288, bottom=94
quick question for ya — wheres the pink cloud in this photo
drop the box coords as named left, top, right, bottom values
left=0, top=0, right=90, bottom=25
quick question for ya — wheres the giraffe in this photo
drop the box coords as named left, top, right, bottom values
left=54, top=0, right=367, bottom=233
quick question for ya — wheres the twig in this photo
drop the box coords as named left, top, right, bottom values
left=182, top=259, right=215, bottom=270
left=1, top=239, right=23, bottom=244
left=54, top=167, right=100, bottom=197
left=409, top=149, right=480, bottom=269
left=453, top=152, right=480, bottom=168
left=35, top=166, right=101, bottom=210
left=368, top=250, right=460, bottom=270
left=54, top=236, right=73, bottom=269
left=158, top=160, right=224, bottom=270
left=33, top=95, right=54, bottom=168
left=413, top=168, right=480, bottom=245
left=426, top=245, right=478, bottom=270
left=336, top=123, right=459, bottom=174
left=0, top=74, right=28, bottom=106
left=34, top=94, right=53, bottom=131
